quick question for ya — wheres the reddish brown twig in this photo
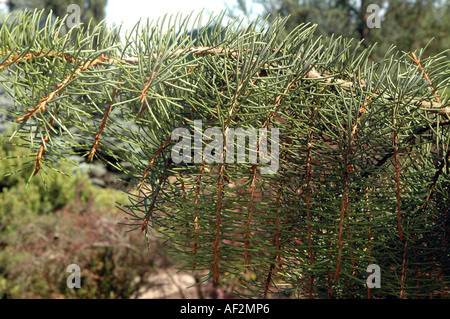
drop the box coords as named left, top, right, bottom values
left=411, top=52, right=447, bottom=214
left=0, top=49, right=76, bottom=72
left=192, top=162, right=206, bottom=270
left=335, top=172, right=350, bottom=281
left=411, top=52, right=440, bottom=103
left=87, top=84, right=120, bottom=162
left=243, top=76, right=297, bottom=268
left=33, top=105, right=60, bottom=175
left=263, top=263, right=275, bottom=299
left=138, top=70, right=159, bottom=114
left=138, top=67, right=196, bottom=115
left=394, top=127, right=403, bottom=241
left=136, top=136, right=172, bottom=191
left=17, top=55, right=107, bottom=123
left=212, top=162, right=225, bottom=283
left=140, top=160, right=172, bottom=232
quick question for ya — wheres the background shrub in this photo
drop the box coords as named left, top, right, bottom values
left=0, top=133, right=172, bottom=298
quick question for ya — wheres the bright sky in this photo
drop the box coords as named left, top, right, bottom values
left=106, top=0, right=263, bottom=35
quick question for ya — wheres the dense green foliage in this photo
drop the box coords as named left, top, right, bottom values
left=1, top=10, right=449, bottom=299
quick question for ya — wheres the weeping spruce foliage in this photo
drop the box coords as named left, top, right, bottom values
left=1, top=10, right=450, bottom=299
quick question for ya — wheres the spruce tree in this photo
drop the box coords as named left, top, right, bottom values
left=1, top=10, right=449, bottom=298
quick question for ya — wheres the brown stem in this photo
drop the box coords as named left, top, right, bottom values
left=88, top=84, right=120, bottom=162
left=410, top=52, right=440, bottom=103
left=33, top=105, right=60, bottom=175
left=17, top=55, right=107, bottom=122
left=263, top=263, right=275, bottom=299
left=400, top=240, right=409, bottom=298
left=393, top=118, right=403, bottom=241
left=140, top=160, right=172, bottom=231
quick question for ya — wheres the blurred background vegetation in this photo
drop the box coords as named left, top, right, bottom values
left=0, top=131, right=173, bottom=298
left=229, top=0, right=450, bottom=59
left=0, top=0, right=449, bottom=298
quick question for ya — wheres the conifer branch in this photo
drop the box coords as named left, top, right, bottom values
left=394, top=124, right=403, bottom=241
left=136, top=136, right=172, bottom=191
left=16, top=55, right=108, bottom=122
left=2, top=10, right=449, bottom=299
left=263, top=263, right=275, bottom=299
left=411, top=52, right=440, bottom=103
left=0, top=49, right=76, bottom=71
left=88, top=82, right=120, bottom=162
left=34, top=105, right=60, bottom=176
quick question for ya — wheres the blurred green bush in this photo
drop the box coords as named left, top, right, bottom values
left=0, top=133, right=169, bottom=298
